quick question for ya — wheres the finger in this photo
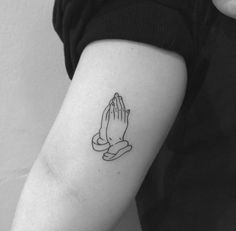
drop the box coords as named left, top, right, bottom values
left=116, top=95, right=122, bottom=109
left=105, top=106, right=110, bottom=120
left=110, top=102, right=115, bottom=119
left=119, top=96, right=126, bottom=121
left=113, top=95, right=118, bottom=109
left=119, top=96, right=126, bottom=110
left=114, top=107, right=119, bottom=119
left=119, top=96, right=124, bottom=120
left=114, top=95, right=120, bottom=119
left=103, top=104, right=110, bottom=119
left=114, top=92, right=119, bottom=98
left=127, top=109, right=130, bottom=120
left=112, top=98, right=118, bottom=119
left=111, top=97, right=117, bottom=119
left=118, top=96, right=123, bottom=120
left=125, top=109, right=130, bottom=123
left=115, top=94, right=121, bottom=109
left=116, top=95, right=122, bottom=120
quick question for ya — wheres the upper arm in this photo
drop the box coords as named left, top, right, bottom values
left=38, top=39, right=187, bottom=229
left=212, top=0, right=236, bottom=19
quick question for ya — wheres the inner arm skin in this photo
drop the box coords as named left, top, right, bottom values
left=11, top=40, right=187, bottom=231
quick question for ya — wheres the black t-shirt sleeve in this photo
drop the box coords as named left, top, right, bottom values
left=52, top=0, right=194, bottom=80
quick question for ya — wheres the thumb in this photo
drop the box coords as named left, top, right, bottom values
left=126, top=110, right=130, bottom=120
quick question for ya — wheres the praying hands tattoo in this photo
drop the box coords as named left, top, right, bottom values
left=92, top=92, right=132, bottom=161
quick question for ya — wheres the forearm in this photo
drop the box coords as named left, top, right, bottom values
left=11, top=40, right=187, bottom=231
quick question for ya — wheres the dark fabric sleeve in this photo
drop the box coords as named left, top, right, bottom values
left=52, top=0, right=194, bottom=80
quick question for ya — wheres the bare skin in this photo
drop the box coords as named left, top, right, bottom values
left=212, top=0, right=236, bottom=19
left=107, top=93, right=130, bottom=146
left=92, top=92, right=132, bottom=161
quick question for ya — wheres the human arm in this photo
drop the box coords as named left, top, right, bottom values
left=11, top=39, right=187, bottom=231
left=212, top=0, right=236, bottom=19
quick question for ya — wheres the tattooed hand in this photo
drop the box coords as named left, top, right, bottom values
left=92, top=92, right=132, bottom=161
left=98, top=101, right=111, bottom=144
left=106, top=93, right=130, bottom=145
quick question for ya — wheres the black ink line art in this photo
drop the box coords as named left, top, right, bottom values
left=92, top=92, right=132, bottom=161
